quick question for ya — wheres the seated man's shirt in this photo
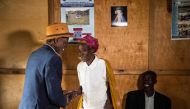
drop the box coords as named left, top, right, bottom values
left=145, top=92, right=155, bottom=109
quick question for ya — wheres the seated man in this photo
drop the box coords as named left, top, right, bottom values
left=125, top=70, right=171, bottom=109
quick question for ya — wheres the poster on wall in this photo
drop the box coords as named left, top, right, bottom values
left=111, top=6, right=128, bottom=27
left=61, top=0, right=94, bottom=42
left=171, top=0, right=190, bottom=40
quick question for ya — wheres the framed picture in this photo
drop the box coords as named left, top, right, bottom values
left=65, top=8, right=90, bottom=25
left=171, top=0, right=190, bottom=40
left=48, top=0, right=94, bottom=39
left=60, top=0, right=94, bottom=41
left=111, top=6, right=128, bottom=27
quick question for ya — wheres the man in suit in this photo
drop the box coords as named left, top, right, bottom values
left=19, top=23, right=75, bottom=109
left=125, top=70, right=171, bottom=109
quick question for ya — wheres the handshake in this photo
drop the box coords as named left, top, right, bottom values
left=64, top=87, right=82, bottom=104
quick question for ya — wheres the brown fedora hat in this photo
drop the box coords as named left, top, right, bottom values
left=45, top=23, right=73, bottom=40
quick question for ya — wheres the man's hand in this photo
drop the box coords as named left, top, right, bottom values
left=64, top=90, right=81, bottom=104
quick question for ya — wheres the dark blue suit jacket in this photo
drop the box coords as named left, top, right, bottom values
left=19, top=45, right=67, bottom=109
left=125, top=89, right=171, bottom=109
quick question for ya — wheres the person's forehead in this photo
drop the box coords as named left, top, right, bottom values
left=144, top=74, right=154, bottom=79
left=79, top=44, right=92, bottom=52
left=79, top=44, right=87, bottom=49
left=79, top=43, right=89, bottom=48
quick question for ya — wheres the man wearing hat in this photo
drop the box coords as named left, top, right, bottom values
left=74, top=35, right=118, bottom=109
left=19, top=23, right=74, bottom=109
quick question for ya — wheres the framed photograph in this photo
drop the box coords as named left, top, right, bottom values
left=65, top=8, right=90, bottom=25
left=48, top=0, right=94, bottom=42
left=60, top=0, right=94, bottom=40
left=111, top=6, right=128, bottom=27
left=171, top=0, right=190, bottom=40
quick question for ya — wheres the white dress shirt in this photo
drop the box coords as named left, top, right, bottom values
left=77, top=56, right=107, bottom=109
left=145, top=92, right=155, bottom=109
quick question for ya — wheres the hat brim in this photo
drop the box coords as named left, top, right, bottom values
left=44, top=33, right=73, bottom=40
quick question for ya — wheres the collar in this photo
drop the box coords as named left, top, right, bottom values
left=145, top=91, right=155, bottom=98
left=45, top=44, right=60, bottom=57
left=84, top=55, right=99, bottom=69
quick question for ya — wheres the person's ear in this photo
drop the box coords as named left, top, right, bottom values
left=54, top=38, right=59, bottom=43
left=154, top=79, right=157, bottom=84
left=49, top=39, right=56, bottom=45
left=90, top=48, right=95, bottom=54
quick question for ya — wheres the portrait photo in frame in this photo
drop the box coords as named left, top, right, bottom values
left=111, top=6, right=128, bottom=27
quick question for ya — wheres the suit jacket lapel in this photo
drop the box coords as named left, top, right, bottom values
left=154, top=92, right=159, bottom=109
left=139, top=90, right=145, bottom=109
left=44, top=44, right=57, bottom=55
